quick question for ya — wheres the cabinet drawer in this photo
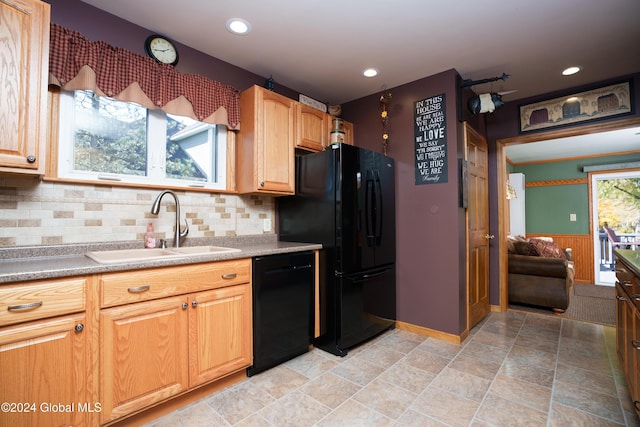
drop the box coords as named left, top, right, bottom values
left=0, top=278, right=87, bottom=327
left=100, top=259, right=251, bottom=308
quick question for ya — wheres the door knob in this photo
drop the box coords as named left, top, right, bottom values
left=484, top=234, right=495, bottom=240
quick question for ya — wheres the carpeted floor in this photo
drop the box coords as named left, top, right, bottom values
left=509, top=283, right=616, bottom=326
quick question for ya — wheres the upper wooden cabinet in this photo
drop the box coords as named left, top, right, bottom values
left=236, top=85, right=296, bottom=195
left=0, top=0, right=50, bottom=175
left=297, top=104, right=328, bottom=152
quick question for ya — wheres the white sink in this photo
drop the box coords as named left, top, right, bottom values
left=86, top=248, right=186, bottom=264
left=169, top=246, right=242, bottom=256
left=86, top=246, right=241, bottom=264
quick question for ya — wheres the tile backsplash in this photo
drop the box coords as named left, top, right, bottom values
left=0, top=180, right=274, bottom=247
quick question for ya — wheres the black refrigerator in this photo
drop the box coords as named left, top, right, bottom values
left=278, top=144, right=396, bottom=356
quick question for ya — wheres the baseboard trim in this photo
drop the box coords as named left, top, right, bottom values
left=396, top=320, right=468, bottom=344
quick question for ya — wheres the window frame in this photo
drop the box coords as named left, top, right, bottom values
left=48, top=88, right=232, bottom=193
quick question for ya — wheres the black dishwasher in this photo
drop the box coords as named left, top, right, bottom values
left=247, top=251, right=315, bottom=376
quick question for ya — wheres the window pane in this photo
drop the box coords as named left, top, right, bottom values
left=166, top=114, right=215, bottom=182
left=72, top=90, right=147, bottom=176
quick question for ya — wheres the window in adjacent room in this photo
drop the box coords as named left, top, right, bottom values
left=57, top=89, right=227, bottom=190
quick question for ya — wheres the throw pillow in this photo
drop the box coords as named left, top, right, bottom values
left=530, top=238, right=567, bottom=259
left=513, top=241, right=538, bottom=256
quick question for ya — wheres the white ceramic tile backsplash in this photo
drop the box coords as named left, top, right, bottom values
left=0, top=181, right=274, bottom=247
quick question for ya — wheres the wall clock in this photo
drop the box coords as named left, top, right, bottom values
left=144, top=34, right=179, bottom=66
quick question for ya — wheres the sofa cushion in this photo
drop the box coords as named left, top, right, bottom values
left=513, top=241, right=538, bottom=256
left=530, top=238, right=567, bottom=259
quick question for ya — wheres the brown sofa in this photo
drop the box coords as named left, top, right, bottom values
left=508, top=237, right=574, bottom=313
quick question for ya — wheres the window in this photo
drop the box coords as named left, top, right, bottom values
left=58, top=90, right=227, bottom=190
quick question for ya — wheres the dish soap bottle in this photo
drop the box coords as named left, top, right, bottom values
left=144, top=222, right=156, bottom=248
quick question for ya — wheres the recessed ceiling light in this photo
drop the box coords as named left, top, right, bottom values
left=562, top=66, right=582, bottom=76
left=226, top=18, right=251, bottom=35
left=363, top=68, right=379, bottom=78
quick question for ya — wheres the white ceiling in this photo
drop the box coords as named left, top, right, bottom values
left=79, top=0, right=640, bottom=162
left=79, top=0, right=640, bottom=105
left=505, top=126, right=640, bottom=164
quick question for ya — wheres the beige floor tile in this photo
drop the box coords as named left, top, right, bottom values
left=258, top=390, right=331, bottom=427
left=488, top=374, right=552, bottom=413
left=377, top=359, right=436, bottom=394
left=353, top=378, right=417, bottom=419
left=142, top=312, right=637, bottom=427
left=249, top=365, right=310, bottom=398
left=430, top=367, right=491, bottom=402
left=549, top=402, right=626, bottom=427
left=331, top=356, right=385, bottom=387
left=300, top=372, right=361, bottom=409
left=393, top=409, right=449, bottom=426
left=475, top=393, right=548, bottom=426
left=353, top=343, right=406, bottom=369
left=410, top=387, right=479, bottom=427
left=315, top=399, right=393, bottom=427
left=284, top=349, right=339, bottom=379
left=553, top=379, right=626, bottom=424
left=448, top=352, right=502, bottom=381
left=205, top=382, right=274, bottom=425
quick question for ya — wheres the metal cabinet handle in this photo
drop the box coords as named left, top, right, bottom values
left=182, top=302, right=188, bottom=310
left=26, top=155, right=36, bottom=164
left=128, top=285, right=150, bottom=293
left=221, top=273, right=237, bottom=279
left=631, top=294, right=640, bottom=301
left=484, top=234, right=495, bottom=240
left=632, top=340, right=640, bottom=350
left=191, top=300, right=198, bottom=308
left=8, top=301, right=43, bottom=311
left=75, top=323, right=84, bottom=333
left=616, top=295, right=627, bottom=301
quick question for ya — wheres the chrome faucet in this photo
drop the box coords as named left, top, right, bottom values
left=150, top=190, right=189, bottom=248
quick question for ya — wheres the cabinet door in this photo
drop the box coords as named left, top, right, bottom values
left=0, top=313, right=89, bottom=427
left=100, top=296, right=188, bottom=424
left=188, top=283, right=252, bottom=386
left=257, top=89, right=295, bottom=193
left=0, top=0, right=50, bottom=174
left=629, top=307, right=640, bottom=415
left=343, top=120, right=354, bottom=145
left=616, top=284, right=627, bottom=364
left=297, top=105, right=327, bottom=152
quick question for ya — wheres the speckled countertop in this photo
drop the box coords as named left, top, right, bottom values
left=616, top=249, right=640, bottom=277
left=0, top=235, right=321, bottom=284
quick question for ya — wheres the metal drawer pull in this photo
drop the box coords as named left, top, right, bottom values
left=632, top=294, right=640, bottom=301
left=616, top=295, right=627, bottom=301
left=128, top=285, right=150, bottom=293
left=221, top=273, right=237, bottom=279
left=632, top=340, right=640, bottom=350
left=8, top=301, right=43, bottom=311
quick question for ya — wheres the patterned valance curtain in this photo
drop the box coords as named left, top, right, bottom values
left=48, top=24, right=240, bottom=129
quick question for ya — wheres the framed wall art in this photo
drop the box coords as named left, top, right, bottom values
left=519, top=80, right=633, bottom=133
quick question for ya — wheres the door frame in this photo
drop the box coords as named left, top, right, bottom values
left=495, top=117, right=640, bottom=310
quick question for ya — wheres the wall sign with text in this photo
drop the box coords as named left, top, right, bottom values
left=414, top=93, right=447, bottom=185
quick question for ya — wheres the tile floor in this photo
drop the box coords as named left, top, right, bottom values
left=145, top=311, right=640, bottom=426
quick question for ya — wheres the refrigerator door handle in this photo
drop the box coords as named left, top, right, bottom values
left=375, top=170, right=383, bottom=245
left=356, top=171, right=362, bottom=189
left=365, top=170, right=376, bottom=246
left=350, top=267, right=393, bottom=282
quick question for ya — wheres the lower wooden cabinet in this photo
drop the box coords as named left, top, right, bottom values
left=99, top=261, right=252, bottom=424
left=0, top=313, right=91, bottom=427
left=189, top=284, right=252, bottom=386
left=614, top=253, right=640, bottom=417
left=100, top=295, right=189, bottom=424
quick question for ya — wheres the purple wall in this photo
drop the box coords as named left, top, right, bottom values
left=342, top=70, right=470, bottom=335
left=45, top=0, right=299, bottom=100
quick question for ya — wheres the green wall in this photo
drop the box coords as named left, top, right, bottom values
left=511, top=153, right=640, bottom=235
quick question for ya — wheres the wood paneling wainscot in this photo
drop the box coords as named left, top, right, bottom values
left=527, top=233, right=593, bottom=284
